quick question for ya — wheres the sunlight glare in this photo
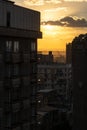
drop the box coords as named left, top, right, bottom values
left=45, top=25, right=54, bottom=30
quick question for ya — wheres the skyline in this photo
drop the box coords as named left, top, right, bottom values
left=14, top=0, right=87, bottom=51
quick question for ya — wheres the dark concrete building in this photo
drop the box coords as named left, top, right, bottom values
left=72, top=34, right=87, bottom=130
left=0, top=0, right=42, bottom=130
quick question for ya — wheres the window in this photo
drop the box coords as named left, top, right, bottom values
left=7, top=12, right=11, bottom=27
left=6, top=41, right=12, bottom=52
left=14, top=41, right=19, bottom=52
left=31, top=41, right=36, bottom=51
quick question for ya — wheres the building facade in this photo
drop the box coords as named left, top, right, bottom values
left=72, top=34, right=87, bottom=130
left=37, top=51, right=53, bottom=64
left=37, top=60, right=72, bottom=129
left=0, top=0, right=42, bottom=130
left=37, top=62, right=72, bottom=111
left=66, top=43, right=72, bottom=64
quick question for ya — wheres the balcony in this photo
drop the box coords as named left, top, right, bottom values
left=5, top=53, right=21, bottom=63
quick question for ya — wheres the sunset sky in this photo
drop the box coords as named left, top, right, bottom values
left=14, top=0, right=87, bottom=51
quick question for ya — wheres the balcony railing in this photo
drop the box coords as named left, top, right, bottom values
left=4, top=52, right=22, bottom=63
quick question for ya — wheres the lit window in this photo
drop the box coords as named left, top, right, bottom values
left=38, top=79, right=41, bottom=82
left=6, top=41, right=12, bottom=52
left=31, top=42, right=36, bottom=51
left=14, top=41, right=19, bottom=52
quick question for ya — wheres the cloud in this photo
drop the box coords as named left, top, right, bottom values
left=23, top=0, right=62, bottom=6
left=60, top=16, right=87, bottom=27
left=45, top=0, right=61, bottom=4
left=64, top=0, right=87, bottom=2
left=44, top=7, right=67, bottom=12
left=23, top=0, right=44, bottom=6
left=41, top=16, right=87, bottom=27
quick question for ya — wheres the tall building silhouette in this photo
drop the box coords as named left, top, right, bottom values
left=0, top=0, right=42, bottom=130
left=72, top=34, right=87, bottom=130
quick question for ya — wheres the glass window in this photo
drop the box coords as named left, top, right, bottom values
left=31, top=41, right=36, bottom=51
left=6, top=41, right=12, bottom=52
left=14, top=41, right=19, bottom=52
left=7, top=12, right=11, bottom=27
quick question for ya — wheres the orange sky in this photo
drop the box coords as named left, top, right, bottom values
left=15, top=0, right=87, bottom=51
left=38, top=25, right=87, bottom=51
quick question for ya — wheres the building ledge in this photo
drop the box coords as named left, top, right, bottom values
left=0, top=27, right=42, bottom=38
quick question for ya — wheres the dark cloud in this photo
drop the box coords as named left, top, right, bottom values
left=41, top=20, right=63, bottom=26
left=41, top=16, right=87, bottom=27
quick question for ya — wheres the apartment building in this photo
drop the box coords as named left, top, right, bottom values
left=0, top=0, right=42, bottom=130
left=37, top=62, right=72, bottom=111
left=72, top=34, right=87, bottom=130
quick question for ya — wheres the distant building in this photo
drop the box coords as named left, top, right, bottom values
left=37, top=51, right=66, bottom=63
left=72, top=34, right=87, bottom=130
left=37, top=51, right=53, bottom=64
left=37, top=62, right=72, bottom=111
left=0, top=0, right=42, bottom=130
left=37, top=89, right=59, bottom=130
left=37, top=52, right=72, bottom=129
left=66, top=43, right=72, bottom=64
